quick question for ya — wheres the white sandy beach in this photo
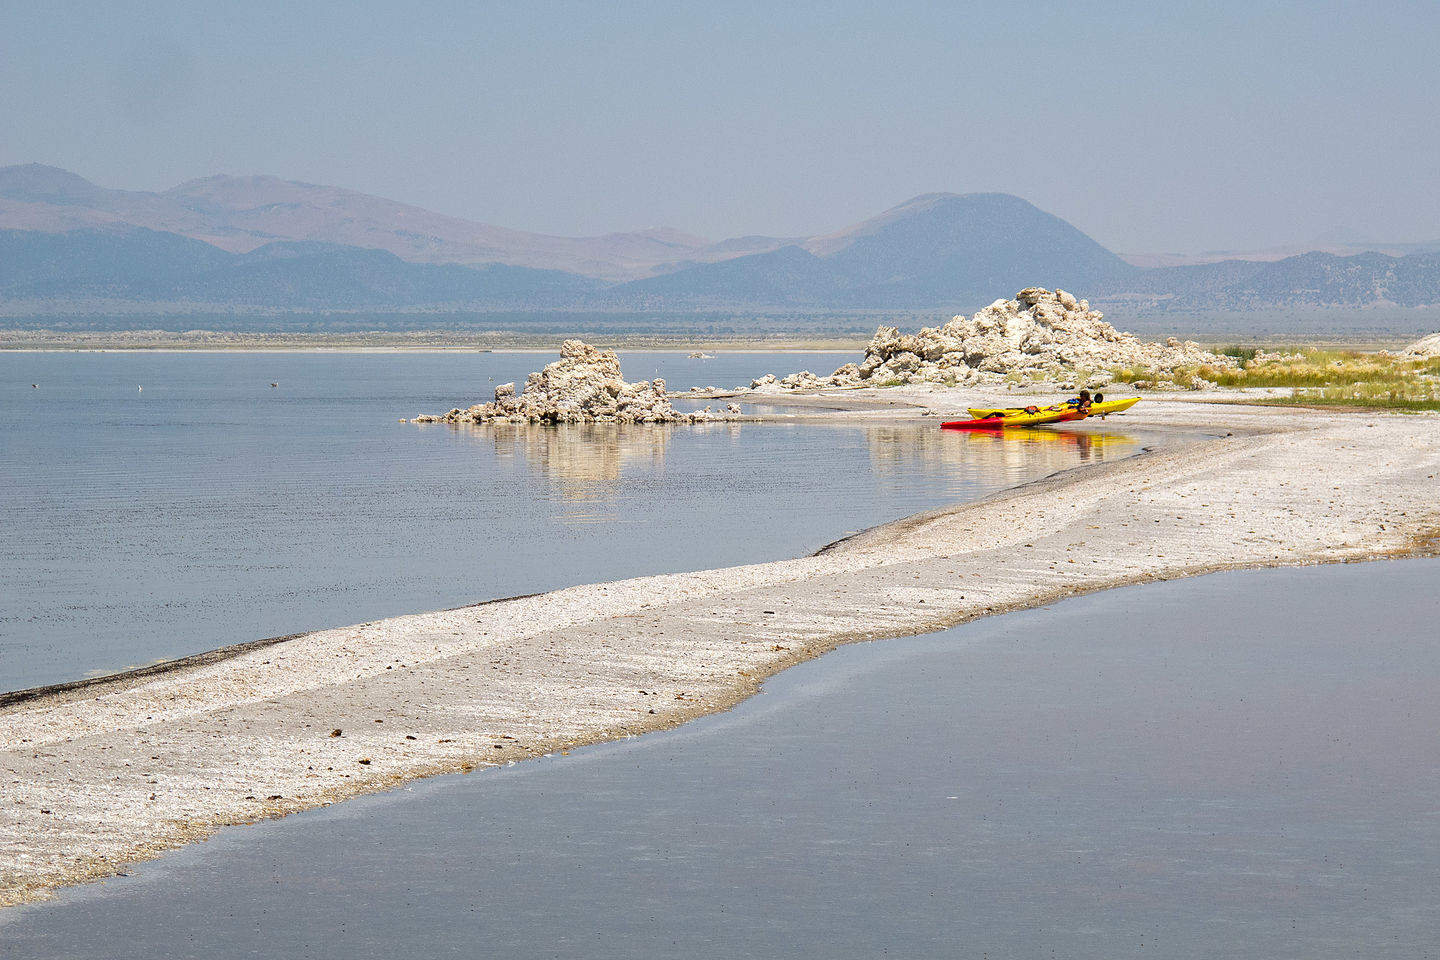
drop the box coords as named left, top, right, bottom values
left=3, top=389, right=1438, bottom=907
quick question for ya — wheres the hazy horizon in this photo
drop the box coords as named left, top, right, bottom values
left=4, top=1, right=1438, bottom=254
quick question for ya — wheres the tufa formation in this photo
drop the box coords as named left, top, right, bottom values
left=767, top=288, right=1236, bottom=391
left=412, top=340, right=742, bottom=424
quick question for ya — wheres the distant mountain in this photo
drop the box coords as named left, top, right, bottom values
left=611, top=193, right=1139, bottom=309
left=1094, top=250, right=1440, bottom=311
left=1120, top=239, right=1440, bottom=268
left=0, top=228, right=601, bottom=309
left=0, top=164, right=129, bottom=207
left=605, top=193, right=1440, bottom=313
left=0, top=164, right=769, bottom=282
left=3, top=164, right=1439, bottom=320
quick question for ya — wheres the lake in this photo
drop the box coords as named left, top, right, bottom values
left=1, top=350, right=1160, bottom=691
left=3, top=558, right=1435, bottom=958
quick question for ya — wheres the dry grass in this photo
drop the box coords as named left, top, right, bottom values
left=1112, top=348, right=1440, bottom=410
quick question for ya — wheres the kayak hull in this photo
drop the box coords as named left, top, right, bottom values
left=942, top=397, right=1141, bottom=431
left=942, top=409, right=1086, bottom=430
left=965, top=396, right=1141, bottom=420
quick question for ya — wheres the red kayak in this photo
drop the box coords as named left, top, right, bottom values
left=941, top=410, right=1086, bottom=430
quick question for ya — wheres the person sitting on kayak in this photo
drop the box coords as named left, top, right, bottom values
left=1064, top=389, right=1093, bottom=414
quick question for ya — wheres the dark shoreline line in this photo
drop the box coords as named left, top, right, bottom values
left=0, top=593, right=542, bottom=709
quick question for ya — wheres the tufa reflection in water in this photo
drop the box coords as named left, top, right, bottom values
left=454, top=419, right=1141, bottom=526
left=865, top=424, right=1141, bottom=483
left=480, top=421, right=745, bottom=523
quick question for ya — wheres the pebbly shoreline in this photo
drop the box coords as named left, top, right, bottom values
left=3, top=391, right=1439, bottom=907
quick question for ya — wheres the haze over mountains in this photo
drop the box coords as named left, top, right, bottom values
left=0, top=164, right=782, bottom=283
left=3, top=163, right=1439, bottom=323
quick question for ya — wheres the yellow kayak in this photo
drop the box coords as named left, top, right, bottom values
left=966, top=396, right=1141, bottom=420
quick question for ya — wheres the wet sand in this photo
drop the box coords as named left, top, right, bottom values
left=3, top=389, right=1439, bottom=907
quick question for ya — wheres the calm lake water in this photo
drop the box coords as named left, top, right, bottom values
left=3, top=559, right=1436, bottom=959
left=0, top=351, right=1161, bottom=692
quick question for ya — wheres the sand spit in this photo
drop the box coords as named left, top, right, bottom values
left=3, top=396, right=1439, bottom=907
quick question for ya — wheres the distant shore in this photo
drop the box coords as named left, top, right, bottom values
left=2, top=389, right=1438, bottom=908
left=0, top=329, right=870, bottom=352
left=0, top=328, right=1425, bottom=353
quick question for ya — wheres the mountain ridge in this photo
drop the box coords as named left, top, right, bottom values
left=0, top=165, right=757, bottom=282
left=3, top=165, right=1439, bottom=320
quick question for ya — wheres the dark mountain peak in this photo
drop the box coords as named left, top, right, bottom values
left=613, top=189, right=1144, bottom=309
left=804, top=192, right=1058, bottom=258
left=884, top=191, right=1037, bottom=213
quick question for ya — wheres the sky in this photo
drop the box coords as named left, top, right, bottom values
left=3, top=0, right=1438, bottom=254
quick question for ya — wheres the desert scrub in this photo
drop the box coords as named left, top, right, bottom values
left=1217, top=345, right=1259, bottom=364
left=1160, top=349, right=1434, bottom=389
left=1279, top=381, right=1440, bottom=411
left=1227, top=348, right=1440, bottom=409
left=1106, top=348, right=1440, bottom=408
left=1107, top=365, right=1151, bottom=384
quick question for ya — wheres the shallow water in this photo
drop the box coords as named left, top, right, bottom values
left=0, top=351, right=1159, bottom=691
left=4, top=558, right=1436, bottom=958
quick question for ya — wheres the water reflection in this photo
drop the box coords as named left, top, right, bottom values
left=864, top=424, right=1141, bottom=484
left=476, top=422, right=745, bottom=524
left=483, top=423, right=654, bottom=523
left=457, top=420, right=1141, bottom=527
left=490, top=423, right=663, bottom=491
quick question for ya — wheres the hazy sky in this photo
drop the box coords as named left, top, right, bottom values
left=3, top=0, right=1437, bottom=253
